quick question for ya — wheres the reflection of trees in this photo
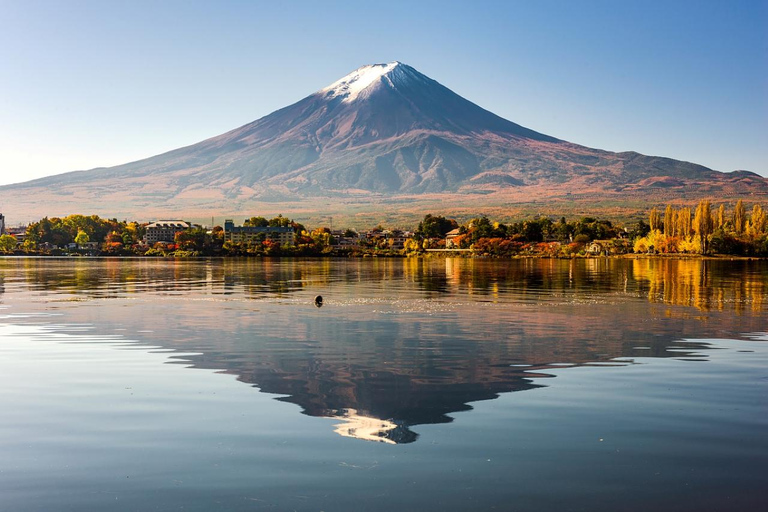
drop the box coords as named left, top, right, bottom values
left=632, top=259, right=768, bottom=313
left=7, top=257, right=765, bottom=315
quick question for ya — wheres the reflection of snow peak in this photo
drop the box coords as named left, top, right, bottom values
left=327, top=408, right=398, bottom=444
left=320, top=62, right=400, bottom=103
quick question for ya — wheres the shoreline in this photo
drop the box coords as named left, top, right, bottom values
left=1, top=253, right=765, bottom=261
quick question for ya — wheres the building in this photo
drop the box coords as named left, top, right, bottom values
left=445, top=228, right=461, bottom=248
left=6, top=226, right=26, bottom=243
left=0, top=213, right=5, bottom=235
left=144, top=220, right=191, bottom=244
left=224, top=220, right=295, bottom=246
left=385, top=230, right=411, bottom=250
left=331, top=230, right=360, bottom=247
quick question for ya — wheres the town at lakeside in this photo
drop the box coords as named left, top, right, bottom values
left=0, top=200, right=766, bottom=258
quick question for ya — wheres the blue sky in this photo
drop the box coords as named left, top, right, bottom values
left=0, top=0, right=766, bottom=186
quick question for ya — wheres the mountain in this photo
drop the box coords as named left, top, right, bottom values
left=2, top=62, right=766, bottom=223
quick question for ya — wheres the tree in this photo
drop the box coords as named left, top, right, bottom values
left=649, top=208, right=662, bottom=232
left=677, top=207, right=692, bottom=239
left=74, top=230, right=90, bottom=246
left=663, top=205, right=674, bottom=236
left=175, top=228, right=206, bottom=251
left=414, top=214, right=458, bottom=239
left=716, top=204, right=726, bottom=230
left=693, top=200, right=713, bottom=254
left=244, top=216, right=268, bottom=227
left=748, top=204, right=767, bottom=236
left=268, top=214, right=292, bottom=227
left=0, top=234, right=17, bottom=253
left=105, top=231, right=123, bottom=244
left=310, top=227, right=332, bottom=248
left=733, top=200, right=746, bottom=234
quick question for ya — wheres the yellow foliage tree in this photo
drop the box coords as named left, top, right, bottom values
left=747, top=204, right=766, bottom=236
left=733, top=200, right=746, bottom=234
left=649, top=208, right=662, bottom=232
left=678, top=236, right=701, bottom=254
left=677, top=207, right=692, bottom=239
left=663, top=205, right=674, bottom=236
left=716, top=204, right=726, bottom=230
left=693, top=200, right=713, bottom=254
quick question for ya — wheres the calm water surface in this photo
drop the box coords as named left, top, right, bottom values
left=0, top=257, right=766, bottom=511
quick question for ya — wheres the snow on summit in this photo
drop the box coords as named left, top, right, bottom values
left=321, top=62, right=402, bottom=102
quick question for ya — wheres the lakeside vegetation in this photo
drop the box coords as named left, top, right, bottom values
left=1, top=199, right=766, bottom=258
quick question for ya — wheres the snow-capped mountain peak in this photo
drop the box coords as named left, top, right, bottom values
left=320, top=61, right=403, bottom=102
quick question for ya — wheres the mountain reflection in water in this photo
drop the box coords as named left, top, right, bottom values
left=0, top=257, right=765, bottom=444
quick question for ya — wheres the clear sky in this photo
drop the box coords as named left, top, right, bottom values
left=1, top=0, right=766, bottom=186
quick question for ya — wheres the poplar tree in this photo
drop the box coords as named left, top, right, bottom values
left=693, top=200, right=713, bottom=254
left=677, top=207, right=692, bottom=239
left=733, top=200, right=746, bottom=234
left=749, top=204, right=766, bottom=235
left=663, top=205, right=674, bottom=236
left=716, top=204, right=725, bottom=230
left=649, top=208, right=662, bottom=232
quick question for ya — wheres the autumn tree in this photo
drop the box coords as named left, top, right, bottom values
left=716, top=204, right=726, bottom=230
left=649, top=208, right=662, bottom=232
left=677, top=207, right=692, bottom=239
left=663, top=205, right=675, bottom=236
left=748, top=204, right=767, bottom=236
left=693, top=200, right=713, bottom=254
left=733, top=200, right=746, bottom=234
left=175, top=228, right=206, bottom=251
left=74, top=230, right=90, bottom=246
left=310, top=227, right=332, bottom=248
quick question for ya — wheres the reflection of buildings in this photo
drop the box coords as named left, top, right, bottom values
left=1, top=257, right=765, bottom=444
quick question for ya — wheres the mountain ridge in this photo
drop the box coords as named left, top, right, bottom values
left=2, top=61, right=766, bottom=222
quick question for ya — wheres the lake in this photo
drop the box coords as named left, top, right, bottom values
left=0, top=257, right=766, bottom=511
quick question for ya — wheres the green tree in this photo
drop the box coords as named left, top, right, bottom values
left=244, top=216, right=268, bottom=227
left=0, top=234, right=17, bottom=253
left=74, top=230, right=90, bottom=246
left=268, top=214, right=292, bottom=228
left=415, top=214, right=458, bottom=239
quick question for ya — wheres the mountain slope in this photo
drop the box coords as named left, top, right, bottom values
left=2, top=62, right=766, bottom=221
